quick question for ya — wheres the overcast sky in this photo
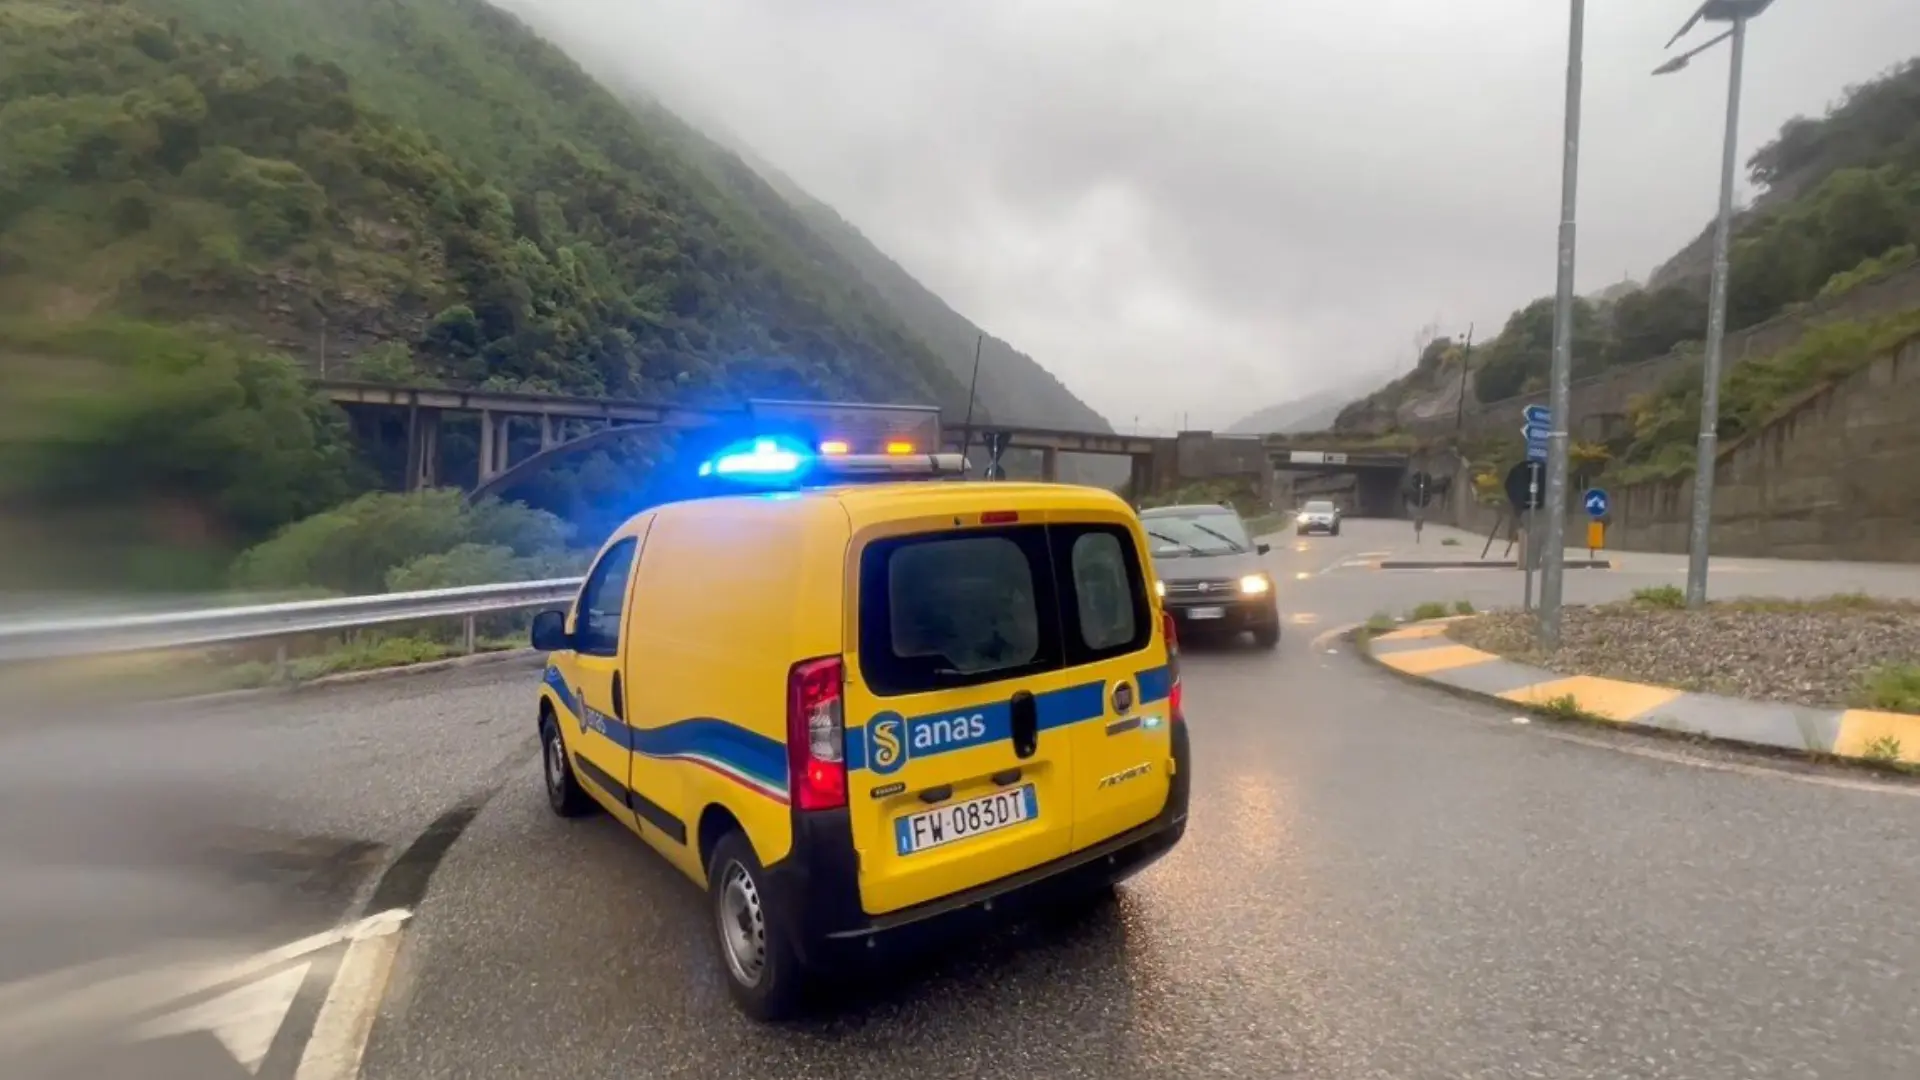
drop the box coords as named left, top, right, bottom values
left=509, top=0, right=1917, bottom=431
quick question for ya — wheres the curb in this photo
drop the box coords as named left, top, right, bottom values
left=1353, top=619, right=1920, bottom=772
left=1374, top=559, right=1614, bottom=571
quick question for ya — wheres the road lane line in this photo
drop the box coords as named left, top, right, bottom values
left=0, top=909, right=411, bottom=1054
left=294, top=911, right=408, bottom=1080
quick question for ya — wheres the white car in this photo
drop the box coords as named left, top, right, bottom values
left=1295, top=500, right=1340, bottom=536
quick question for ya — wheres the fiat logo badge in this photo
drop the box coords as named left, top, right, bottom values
left=1112, top=682, right=1134, bottom=715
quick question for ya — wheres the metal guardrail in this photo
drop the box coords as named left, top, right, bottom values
left=0, top=578, right=584, bottom=663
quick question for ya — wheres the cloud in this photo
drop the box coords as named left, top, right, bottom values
left=508, top=0, right=1919, bottom=430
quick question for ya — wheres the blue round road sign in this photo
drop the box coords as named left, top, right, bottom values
left=1583, top=488, right=1609, bottom=518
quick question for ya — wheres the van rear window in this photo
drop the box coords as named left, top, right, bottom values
left=858, top=523, right=1152, bottom=697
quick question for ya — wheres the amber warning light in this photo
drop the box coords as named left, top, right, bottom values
left=884, top=441, right=915, bottom=455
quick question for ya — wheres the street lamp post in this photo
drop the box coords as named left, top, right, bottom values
left=1657, top=0, right=1775, bottom=609
left=1535, top=0, right=1585, bottom=651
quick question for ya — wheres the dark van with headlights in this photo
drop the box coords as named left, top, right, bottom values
left=1138, top=504, right=1280, bottom=649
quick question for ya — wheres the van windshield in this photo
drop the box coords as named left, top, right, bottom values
left=1141, top=511, right=1250, bottom=557
left=859, top=524, right=1152, bottom=696
left=1304, top=501, right=1335, bottom=513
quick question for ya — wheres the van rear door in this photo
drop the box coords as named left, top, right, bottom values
left=840, top=510, right=1170, bottom=915
left=842, top=522, right=1082, bottom=916
left=1045, top=522, right=1174, bottom=850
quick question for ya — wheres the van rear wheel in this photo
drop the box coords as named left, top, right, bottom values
left=708, top=831, right=805, bottom=1021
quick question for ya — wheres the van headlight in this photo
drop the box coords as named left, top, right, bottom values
left=1239, top=573, right=1271, bottom=595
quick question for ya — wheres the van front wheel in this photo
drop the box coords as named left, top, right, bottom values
left=540, top=712, right=591, bottom=818
left=708, top=832, right=805, bottom=1021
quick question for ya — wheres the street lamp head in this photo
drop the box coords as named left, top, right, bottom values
left=1700, top=0, right=1775, bottom=20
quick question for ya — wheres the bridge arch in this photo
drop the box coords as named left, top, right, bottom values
left=468, top=423, right=663, bottom=503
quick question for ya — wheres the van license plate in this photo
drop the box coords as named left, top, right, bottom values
left=1188, top=606, right=1225, bottom=620
left=895, top=785, right=1038, bottom=856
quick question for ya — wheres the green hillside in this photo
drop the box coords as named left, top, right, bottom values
left=138, top=0, right=1116, bottom=442
left=3, top=0, right=976, bottom=412
left=0, top=0, right=1126, bottom=591
left=1331, top=57, right=1920, bottom=436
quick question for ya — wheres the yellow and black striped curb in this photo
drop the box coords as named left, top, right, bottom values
left=1360, top=617, right=1920, bottom=767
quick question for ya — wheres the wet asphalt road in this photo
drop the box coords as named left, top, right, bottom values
left=0, top=661, right=542, bottom=1075
left=352, top=521, right=1920, bottom=1080
left=9, top=520, right=1920, bottom=1077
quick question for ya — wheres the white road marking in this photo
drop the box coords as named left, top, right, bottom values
left=294, top=909, right=409, bottom=1080
left=0, top=908, right=411, bottom=1056
left=136, top=960, right=311, bottom=1074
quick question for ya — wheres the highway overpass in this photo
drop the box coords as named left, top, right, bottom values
left=315, top=380, right=1423, bottom=511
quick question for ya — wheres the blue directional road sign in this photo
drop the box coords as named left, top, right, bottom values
left=1584, top=488, right=1610, bottom=518
left=1521, top=404, right=1552, bottom=463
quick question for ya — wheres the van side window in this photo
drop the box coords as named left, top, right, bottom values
left=574, top=537, right=637, bottom=657
left=859, top=527, right=1063, bottom=696
left=1060, top=527, right=1148, bottom=656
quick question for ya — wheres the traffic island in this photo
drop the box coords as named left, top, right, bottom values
left=1355, top=594, right=1920, bottom=770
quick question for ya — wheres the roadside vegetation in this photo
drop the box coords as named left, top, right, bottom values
left=1449, top=595, right=1920, bottom=715
left=0, top=0, right=1125, bottom=609
left=1318, top=58, right=1920, bottom=480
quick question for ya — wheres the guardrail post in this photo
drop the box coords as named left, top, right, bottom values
left=273, top=642, right=289, bottom=685
left=463, top=614, right=477, bottom=655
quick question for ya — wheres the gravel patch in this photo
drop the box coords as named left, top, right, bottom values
left=1448, top=598, right=1920, bottom=712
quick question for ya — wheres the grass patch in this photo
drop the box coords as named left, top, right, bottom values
left=1355, top=611, right=1399, bottom=644
left=1855, top=663, right=1920, bottom=714
left=1862, top=734, right=1905, bottom=764
left=1721, top=592, right=1905, bottom=614
left=1407, top=601, right=1452, bottom=622
left=215, top=634, right=520, bottom=691
left=1631, top=585, right=1687, bottom=609
left=1453, top=600, right=1476, bottom=615
left=1536, top=693, right=1608, bottom=724
left=1440, top=537, right=1461, bottom=546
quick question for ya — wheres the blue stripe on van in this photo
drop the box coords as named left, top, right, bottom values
left=847, top=678, right=1113, bottom=775
left=542, top=666, right=789, bottom=800
left=1135, top=665, right=1171, bottom=705
left=548, top=664, right=1170, bottom=784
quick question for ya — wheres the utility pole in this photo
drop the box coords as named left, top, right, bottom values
left=959, top=334, right=983, bottom=473
left=1683, top=13, right=1750, bottom=608
left=1453, top=322, right=1475, bottom=433
left=1537, top=0, right=1586, bottom=650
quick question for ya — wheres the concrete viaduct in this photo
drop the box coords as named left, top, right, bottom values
left=315, top=380, right=1422, bottom=514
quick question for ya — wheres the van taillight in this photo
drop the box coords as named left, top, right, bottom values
left=1161, top=612, right=1185, bottom=724
left=787, top=656, right=848, bottom=811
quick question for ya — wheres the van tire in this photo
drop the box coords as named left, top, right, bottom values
left=1252, top=623, right=1280, bottom=649
left=540, top=712, right=592, bottom=818
left=708, top=831, right=805, bottom=1021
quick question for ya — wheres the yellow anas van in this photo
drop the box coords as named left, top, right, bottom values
left=529, top=436, right=1190, bottom=1019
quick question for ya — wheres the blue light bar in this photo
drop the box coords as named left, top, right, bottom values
left=697, top=436, right=811, bottom=481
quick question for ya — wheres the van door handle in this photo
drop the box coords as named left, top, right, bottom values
left=1010, top=691, right=1037, bottom=759
left=610, top=672, right=625, bottom=720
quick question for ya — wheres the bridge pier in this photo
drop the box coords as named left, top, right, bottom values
left=1039, top=448, right=1059, bottom=482
left=477, top=410, right=517, bottom=483
left=403, top=407, right=441, bottom=492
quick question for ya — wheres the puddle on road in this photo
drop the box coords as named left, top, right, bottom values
left=188, top=828, right=388, bottom=911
